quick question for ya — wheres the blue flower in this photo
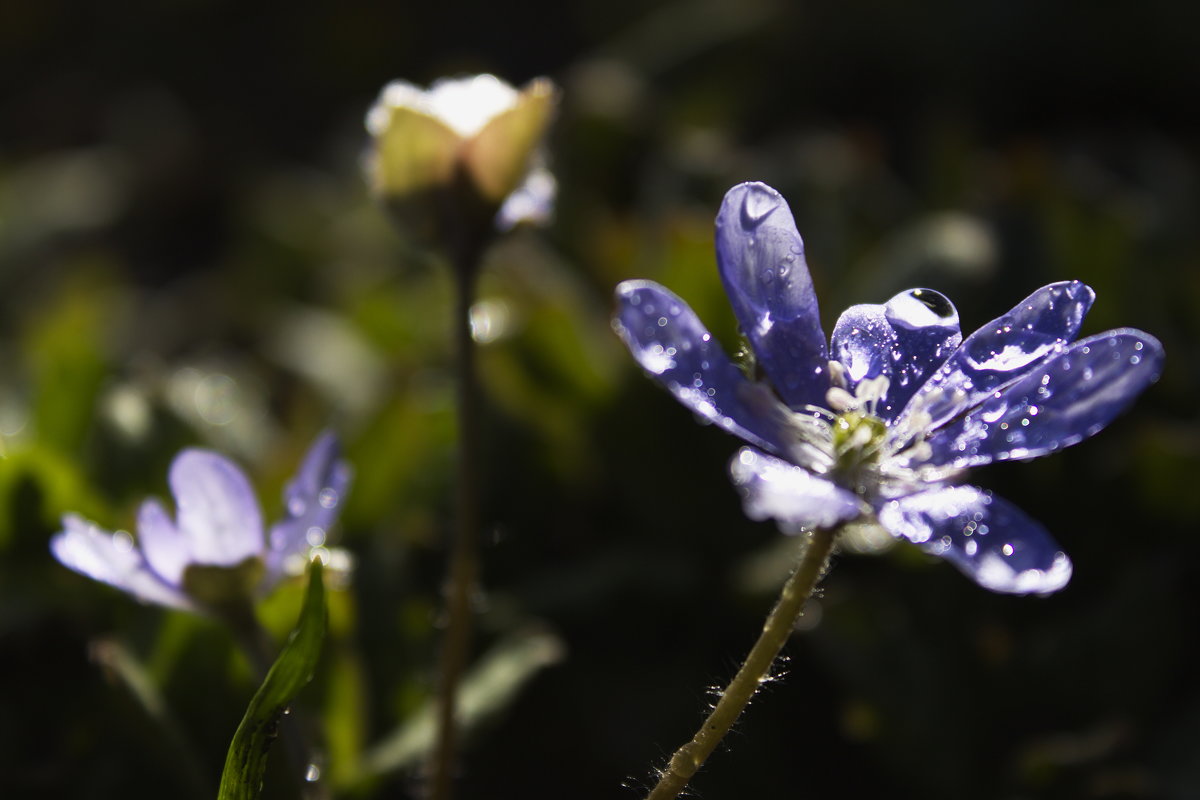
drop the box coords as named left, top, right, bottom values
left=51, top=432, right=352, bottom=612
left=614, top=182, right=1164, bottom=594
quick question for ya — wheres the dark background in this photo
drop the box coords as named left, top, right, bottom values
left=2, top=1, right=1198, bottom=798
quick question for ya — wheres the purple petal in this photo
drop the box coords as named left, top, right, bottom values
left=265, top=432, right=353, bottom=579
left=883, top=289, right=962, bottom=414
left=831, top=304, right=892, bottom=386
left=899, top=281, right=1095, bottom=430
left=613, top=280, right=798, bottom=456
left=830, top=289, right=960, bottom=421
left=730, top=447, right=865, bottom=533
left=924, top=329, right=1164, bottom=468
left=169, top=450, right=264, bottom=567
left=137, top=498, right=190, bottom=586
left=50, top=514, right=193, bottom=609
left=877, top=486, right=1072, bottom=594
left=715, top=182, right=827, bottom=409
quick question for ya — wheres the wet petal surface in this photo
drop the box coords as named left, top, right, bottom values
left=715, top=182, right=827, bottom=409
left=831, top=289, right=960, bottom=420
left=266, top=432, right=354, bottom=578
left=730, top=447, right=865, bottom=533
left=614, top=280, right=796, bottom=455
left=900, top=281, right=1095, bottom=429
left=50, top=514, right=193, bottom=609
left=170, top=450, right=264, bottom=567
left=925, top=329, right=1164, bottom=467
left=878, top=486, right=1072, bottom=594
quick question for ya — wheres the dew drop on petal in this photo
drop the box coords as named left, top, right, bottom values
left=740, top=185, right=781, bottom=229
left=981, top=404, right=1007, bottom=423
left=318, top=488, right=339, bottom=509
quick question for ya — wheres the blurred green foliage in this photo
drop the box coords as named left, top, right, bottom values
left=2, top=1, right=1199, bottom=799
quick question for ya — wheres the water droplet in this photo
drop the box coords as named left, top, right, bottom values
left=288, top=497, right=307, bottom=516
left=740, top=185, right=780, bottom=229
left=319, top=488, right=339, bottom=509
left=305, top=764, right=321, bottom=782
left=306, top=526, right=326, bottom=547
left=1134, top=341, right=1143, bottom=351
left=981, top=404, right=1007, bottom=423
left=1002, top=543, right=1015, bottom=556
left=1129, top=355, right=1141, bottom=365
left=657, top=316, right=668, bottom=327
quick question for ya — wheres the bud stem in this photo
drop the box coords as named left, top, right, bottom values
left=643, top=524, right=839, bottom=800
left=429, top=235, right=486, bottom=800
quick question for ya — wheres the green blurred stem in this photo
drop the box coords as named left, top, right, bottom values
left=429, top=236, right=486, bottom=800
left=644, top=524, right=838, bottom=800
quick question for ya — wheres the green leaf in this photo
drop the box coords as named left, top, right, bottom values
left=217, top=561, right=327, bottom=800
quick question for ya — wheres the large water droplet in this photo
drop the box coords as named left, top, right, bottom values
left=740, top=185, right=781, bottom=229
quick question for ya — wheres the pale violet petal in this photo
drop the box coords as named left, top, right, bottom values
left=899, top=281, right=1095, bottom=430
left=495, top=163, right=555, bottom=231
left=715, top=182, right=828, bottom=410
left=613, top=280, right=798, bottom=456
left=730, top=447, right=865, bottom=533
left=170, top=450, right=264, bottom=567
left=265, top=432, right=353, bottom=581
left=925, top=329, right=1164, bottom=468
left=51, top=514, right=193, bottom=609
left=136, top=498, right=190, bottom=587
left=878, top=486, right=1072, bottom=595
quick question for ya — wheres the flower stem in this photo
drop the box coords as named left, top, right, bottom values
left=429, top=237, right=486, bottom=800
left=643, top=524, right=838, bottom=800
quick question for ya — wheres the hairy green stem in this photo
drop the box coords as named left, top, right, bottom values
left=644, top=524, right=838, bottom=800
left=429, top=238, right=485, bottom=800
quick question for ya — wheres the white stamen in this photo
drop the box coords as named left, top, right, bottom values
left=827, top=360, right=848, bottom=390
left=855, top=375, right=891, bottom=415
left=826, top=386, right=858, bottom=413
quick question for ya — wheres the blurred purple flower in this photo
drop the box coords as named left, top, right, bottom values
left=614, top=182, right=1164, bottom=594
left=51, top=432, right=352, bottom=612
